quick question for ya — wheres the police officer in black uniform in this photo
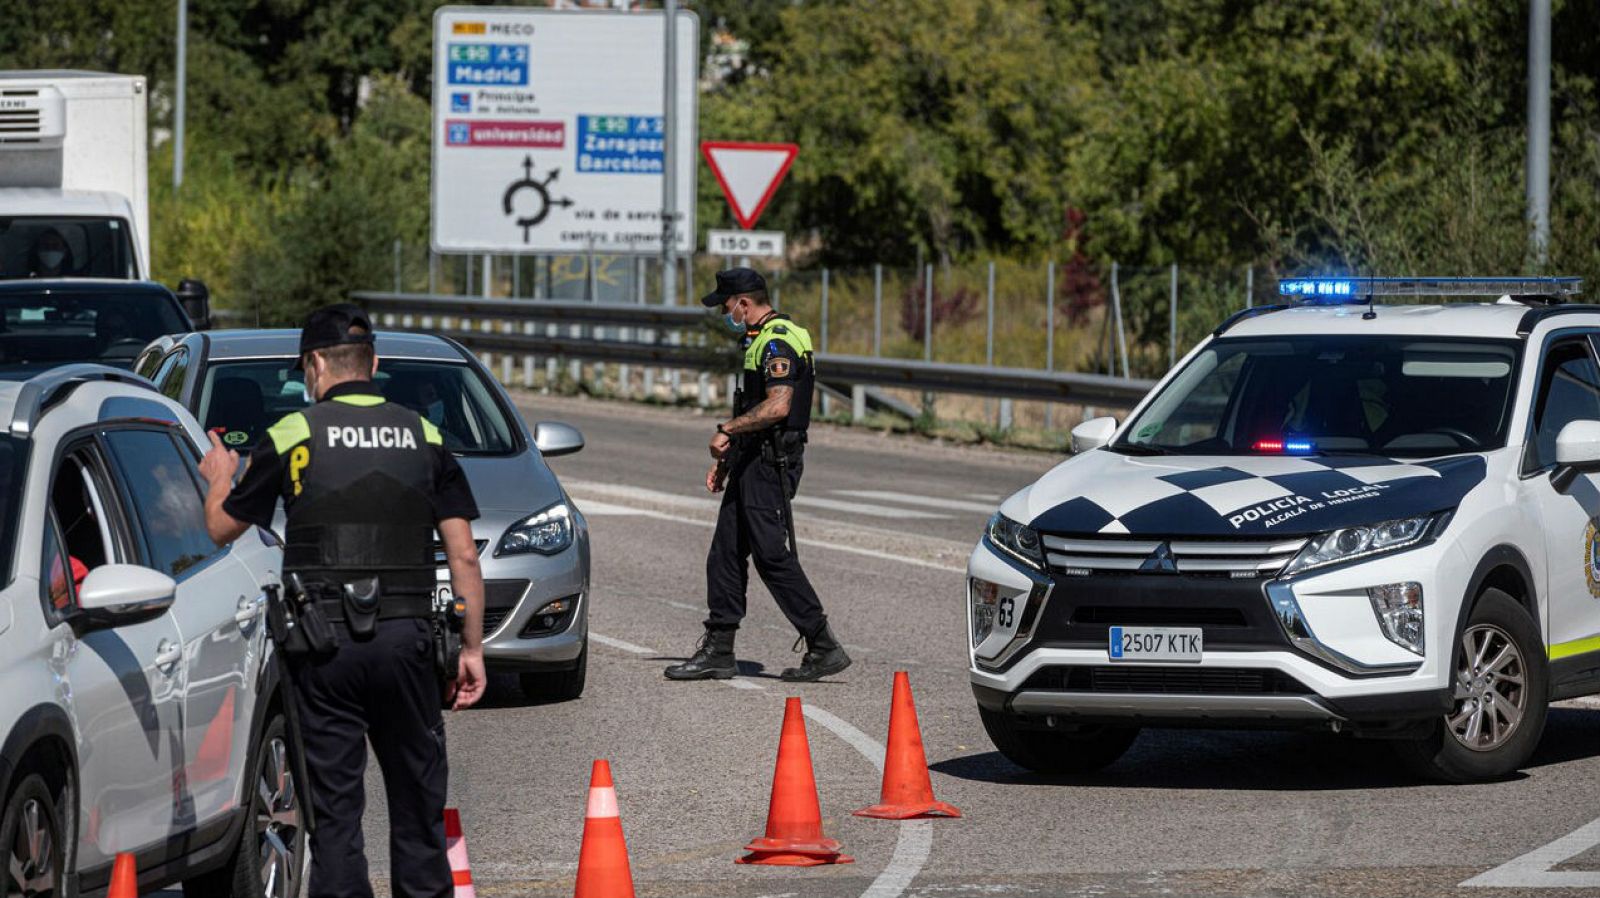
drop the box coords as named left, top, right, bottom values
left=665, top=269, right=851, bottom=682
left=199, top=304, right=487, bottom=898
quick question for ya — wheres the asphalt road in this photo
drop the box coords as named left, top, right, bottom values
left=341, top=393, right=1600, bottom=898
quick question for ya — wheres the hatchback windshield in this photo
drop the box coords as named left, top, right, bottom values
left=1115, top=336, right=1521, bottom=457
left=198, top=359, right=518, bottom=455
left=0, top=289, right=187, bottom=372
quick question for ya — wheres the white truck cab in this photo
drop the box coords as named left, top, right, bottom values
left=970, top=276, right=1600, bottom=782
left=0, top=71, right=150, bottom=280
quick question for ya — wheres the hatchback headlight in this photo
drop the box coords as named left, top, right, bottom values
left=1281, top=514, right=1439, bottom=575
left=986, top=513, right=1045, bottom=570
left=498, top=503, right=573, bottom=556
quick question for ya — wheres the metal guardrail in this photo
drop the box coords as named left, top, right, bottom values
left=352, top=291, right=1157, bottom=409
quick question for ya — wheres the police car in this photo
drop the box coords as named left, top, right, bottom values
left=970, top=277, right=1600, bottom=782
left=0, top=365, right=302, bottom=896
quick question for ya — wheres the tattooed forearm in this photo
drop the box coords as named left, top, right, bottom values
left=723, top=386, right=793, bottom=435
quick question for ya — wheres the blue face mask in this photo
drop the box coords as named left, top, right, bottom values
left=722, top=305, right=747, bottom=334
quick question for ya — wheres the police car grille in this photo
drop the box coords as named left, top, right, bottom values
left=1041, top=535, right=1306, bottom=578
left=1022, top=666, right=1313, bottom=696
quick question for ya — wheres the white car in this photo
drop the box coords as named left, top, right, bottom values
left=969, top=276, right=1600, bottom=782
left=0, top=365, right=302, bottom=896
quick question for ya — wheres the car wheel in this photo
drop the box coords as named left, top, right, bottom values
left=184, top=713, right=306, bottom=898
left=979, top=705, right=1139, bottom=775
left=2, top=773, right=66, bottom=898
left=519, top=643, right=588, bottom=703
left=1395, top=588, right=1549, bottom=783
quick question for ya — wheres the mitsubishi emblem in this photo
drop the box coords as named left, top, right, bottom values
left=1139, top=542, right=1179, bottom=574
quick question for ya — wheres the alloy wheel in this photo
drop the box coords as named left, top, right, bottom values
left=1449, top=623, right=1528, bottom=752
left=255, top=736, right=301, bottom=898
left=7, top=797, right=56, bottom=897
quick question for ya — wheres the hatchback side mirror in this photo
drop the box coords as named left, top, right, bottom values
left=76, top=564, right=177, bottom=630
left=533, top=421, right=585, bottom=457
left=1552, top=420, right=1600, bottom=491
left=177, top=278, right=211, bottom=331
left=1070, top=416, right=1118, bottom=454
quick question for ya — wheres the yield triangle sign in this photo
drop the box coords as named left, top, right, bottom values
left=701, top=141, right=799, bottom=230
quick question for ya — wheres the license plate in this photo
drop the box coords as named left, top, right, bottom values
left=1108, top=626, right=1202, bottom=662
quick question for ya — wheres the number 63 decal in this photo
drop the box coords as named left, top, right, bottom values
left=998, top=596, right=1016, bottom=628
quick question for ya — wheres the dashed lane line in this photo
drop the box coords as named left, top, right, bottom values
left=569, top=487, right=966, bottom=574
left=831, top=490, right=999, bottom=515
left=587, top=631, right=932, bottom=898
left=1462, top=816, right=1600, bottom=888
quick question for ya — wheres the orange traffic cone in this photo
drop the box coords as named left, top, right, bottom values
left=108, top=852, right=137, bottom=898
left=738, top=697, right=853, bottom=866
left=574, top=760, right=636, bottom=898
left=444, top=808, right=476, bottom=898
left=855, top=671, right=961, bottom=820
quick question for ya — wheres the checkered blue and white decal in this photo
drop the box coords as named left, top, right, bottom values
left=1029, top=453, right=1486, bottom=537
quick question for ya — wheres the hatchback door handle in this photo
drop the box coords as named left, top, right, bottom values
left=154, top=639, right=182, bottom=671
left=235, top=595, right=261, bottom=626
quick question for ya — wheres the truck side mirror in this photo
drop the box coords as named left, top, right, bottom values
left=177, top=278, right=211, bottom=330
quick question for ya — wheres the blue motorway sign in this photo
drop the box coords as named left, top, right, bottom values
left=447, top=43, right=529, bottom=86
left=576, top=115, right=665, bottom=175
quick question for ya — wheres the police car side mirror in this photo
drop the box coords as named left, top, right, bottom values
left=1552, top=420, right=1600, bottom=491
left=1070, top=416, right=1118, bottom=454
left=533, top=421, right=585, bottom=457
left=75, top=564, right=177, bottom=631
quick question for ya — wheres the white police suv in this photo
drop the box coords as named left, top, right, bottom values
left=970, top=277, right=1600, bottom=782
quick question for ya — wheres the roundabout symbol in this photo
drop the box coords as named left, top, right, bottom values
left=503, top=154, right=574, bottom=243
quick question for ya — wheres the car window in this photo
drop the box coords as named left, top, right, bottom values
left=50, top=449, right=117, bottom=583
left=198, top=358, right=516, bottom=454
left=1527, top=337, right=1600, bottom=471
left=102, top=428, right=219, bottom=578
left=0, top=290, right=186, bottom=372
left=0, top=216, right=137, bottom=280
left=41, top=513, right=74, bottom=615
left=154, top=348, right=190, bottom=402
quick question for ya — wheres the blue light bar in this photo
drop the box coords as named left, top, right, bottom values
left=1279, top=276, right=1583, bottom=300
left=1283, top=439, right=1315, bottom=453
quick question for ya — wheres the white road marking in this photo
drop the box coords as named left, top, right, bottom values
left=576, top=499, right=653, bottom=516
left=582, top=630, right=932, bottom=898
left=568, top=487, right=965, bottom=574
left=965, top=492, right=1002, bottom=502
left=833, top=490, right=999, bottom=515
left=793, top=495, right=948, bottom=519
left=1463, top=816, right=1600, bottom=887
left=588, top=632, right=656, bottom=655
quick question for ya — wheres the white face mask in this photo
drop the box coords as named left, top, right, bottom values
left=40, top=250, right=65, bottom=270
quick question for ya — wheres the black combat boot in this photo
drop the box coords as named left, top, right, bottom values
left=664, top=628, right=737, bottom=680
left=780, top=622, right=852, bottom=681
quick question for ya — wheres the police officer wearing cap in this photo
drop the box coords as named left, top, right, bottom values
left=199, top=304, right=487, bottom=898
left=665, top=268, right=851, bottom=682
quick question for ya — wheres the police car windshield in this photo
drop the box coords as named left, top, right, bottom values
left=200, top=359, right=519, bottom=455
left=1113, top=336, right=1521, bottom=458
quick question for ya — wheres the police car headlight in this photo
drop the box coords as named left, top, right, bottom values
left=986, top=513, right=1045, bottom=571
left=1281, top=514, right=1438, bottom=576
left=498, top=503, right=573, bottom=556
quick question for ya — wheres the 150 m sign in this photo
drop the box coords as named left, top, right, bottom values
left=707, top=229, right=785, bottom=259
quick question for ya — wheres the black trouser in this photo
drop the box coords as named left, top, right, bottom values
left=705, top=447, right=827, bottom=636
left=287, top=617, right=451, bottom=898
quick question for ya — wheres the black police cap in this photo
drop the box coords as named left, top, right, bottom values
left=700, top=267, right=768, bottom=307
left=295, top=303, right=376, bottom=369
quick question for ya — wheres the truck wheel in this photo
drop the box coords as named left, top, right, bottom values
left=184, top=713, right=306, bottom=898
left=1395, top=588, right=1549, bottom=783
left=2, top=773, right=66, bottom=897
left=520, top=643, right=588, bottom=703
left=979, top=706, right=1138, bottom=775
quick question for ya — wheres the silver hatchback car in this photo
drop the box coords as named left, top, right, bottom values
left=134, top=330, right=591, bottom=701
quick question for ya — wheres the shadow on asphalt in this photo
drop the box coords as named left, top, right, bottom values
left=931, top=707, right=1600, bottom=790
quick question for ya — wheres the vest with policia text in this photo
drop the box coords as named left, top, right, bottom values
left=267, top=393, right=441, bottom=599
left=737, top=314, right=815, bottom=433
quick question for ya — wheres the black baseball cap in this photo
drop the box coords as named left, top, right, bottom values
left=700, top=267, right=767, bottom=308
left=294, top=303, right=375, bottom=369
